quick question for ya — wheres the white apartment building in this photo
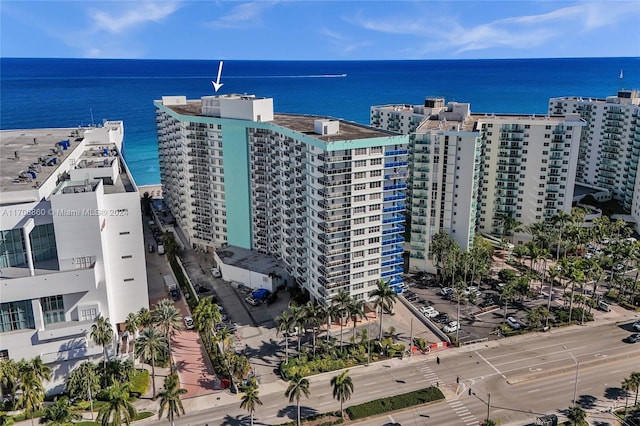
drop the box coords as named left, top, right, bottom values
left=549, top=90, right=640, bottom=232
left=0, top=122, right=149, bottom=388
left=155, top=94, right=409, bottom=304
left=371, top=99, right=584, bottom=272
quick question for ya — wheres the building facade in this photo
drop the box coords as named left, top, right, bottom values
left=371, top=99, right=584, bottom=272
left=549, top=90, right=640, bottom=232
left=0, top=122, right=149, bottom=382
left=155, top=94, right=409, bottom=303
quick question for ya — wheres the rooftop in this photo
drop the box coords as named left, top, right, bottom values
left=0, top=128, right=83, bottom=193
left=216, top=245, right=285, bottom=275
left=161, top=99, right=398, bottom=142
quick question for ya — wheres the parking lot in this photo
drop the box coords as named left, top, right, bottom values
left=400, top=272, right=537, bottom=344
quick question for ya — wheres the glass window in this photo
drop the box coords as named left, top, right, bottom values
left=0, top=300, right=35, bottom=333
left=41, top=295, right=65, bottom=324
left=0, top=229, right=26, bottom=268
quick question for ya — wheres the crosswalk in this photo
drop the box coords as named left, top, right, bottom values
left=417, top=363, right=479, bottom=426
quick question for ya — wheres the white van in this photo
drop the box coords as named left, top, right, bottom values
left=598, top=301, right=611, bottom=312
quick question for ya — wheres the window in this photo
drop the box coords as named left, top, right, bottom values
left=369, top=204, right=381, bottom=211
left=354, top=172, right=366, bottom=179
left=355, top=160, right=367, bottom=167
left=0, top=300, right=35, bottom=332
left=368, top=248, right=379, bottom=254
left=354, top=218, right=365, bottom=225
left=368, top=237, right=380, bottom=244
left=354, top=195, right=366, bottom=202
left=371, top=158, right=382, bottom=165
left=354, top=229, right=365, bottom=236
left=370, top=181, right=381, bottom=188
left=80, top=307, right=98, bottom=322
left=355, top=148, right=367, bottom=155
left=370, top=170, right=382, bottom=177
left=41, top=295, right=64, bottom=324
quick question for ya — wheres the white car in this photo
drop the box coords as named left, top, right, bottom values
left=632, top=320, right=640, bottom=331
left=440, top=287, right=453, bottom=296
left=211, top=267, right=222, bottom=278
left=420, top=306, right=439, bottom=318
left=443, top=321, right=460, bottom=333
left=183, top=316, right=195, bottom=330
left=506, top=317, right=521, bottom=330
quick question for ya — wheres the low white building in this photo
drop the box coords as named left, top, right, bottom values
left=0, top=122, right=149, bottom=392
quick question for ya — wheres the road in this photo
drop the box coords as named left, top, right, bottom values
left=166, top=319, right=638, bottom=426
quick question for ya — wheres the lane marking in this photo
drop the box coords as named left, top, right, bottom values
left=475, top=350, right=506, bottom=379
left=482, top=339, right=579, bottom=360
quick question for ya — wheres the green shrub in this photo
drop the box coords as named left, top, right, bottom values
left=346, top=386, right=444, bottom=420
left=128, top=369, right=149, bottom=397
left=134, top=411, right=154, bottom=421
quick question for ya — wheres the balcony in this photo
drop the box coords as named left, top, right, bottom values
left=382, top=203, right=406, bottom=213
left=383, top=183, right=407, bottom=191
left=384, top=161, right=409, bottom=168
left=384, top=149, right=409, bottom=156
left=382, top=236, right=405, bottom=246
left=382, top=215, right=404, bottom=224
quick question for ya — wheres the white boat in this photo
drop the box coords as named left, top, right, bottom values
left=619, top=69, right=624, bottom=79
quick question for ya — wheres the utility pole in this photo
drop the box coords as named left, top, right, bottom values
left=409, top=317, right=413, bottom=358
left=487, top=392, right=491, bottom=422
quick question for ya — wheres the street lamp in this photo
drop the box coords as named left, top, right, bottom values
left=562, top=346, right=580, bottom=407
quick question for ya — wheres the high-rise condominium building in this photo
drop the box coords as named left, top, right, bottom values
left=549, top=90, right=640, bottom=232
left=155, top=94, right=409, bottom=304
left=0, top=122, right=149, bottom=382
left=371, top=99, right=584, bottom=272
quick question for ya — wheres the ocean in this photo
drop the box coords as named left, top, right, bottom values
left=1, top=57, right=638, bottom=186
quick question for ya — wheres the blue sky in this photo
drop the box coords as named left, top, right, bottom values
left=1, top=1, right=639, bottom=60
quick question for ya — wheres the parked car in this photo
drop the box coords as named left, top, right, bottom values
left=245, top=296, right=259, bottom=306
left=624, top=333, right=640, bottom=343
left=435, top=313, right=450, bottom=324
left=420, top=306, right=439, bottom=318
left=506, top=317, right=521, bottom=330
left=632, top=320, right=640, bottom=331
left=443, top=321, right=460, bottom=333
left=440, top=287, right=453, bottom=296
left=169, top=288, right=180, bottom=301
left=196, top=285, right=209, bottom=294
left=211, top=267, right=222, bottom=278
left=183, top=316, right=195, bottom=330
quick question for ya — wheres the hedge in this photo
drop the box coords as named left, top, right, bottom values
left=346, top=386, right=444, bottom=420
left=129, top=369, right=150, bottom=397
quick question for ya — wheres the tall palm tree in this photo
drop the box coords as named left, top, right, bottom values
left=91, top=315, right=114, bottom=371
left=193, top=297, right=221, bottom=347
left=348, top=299, right=366, bottom=343
left=157, top=373, right=187, bottom=426
left=276, top=311, right=294, bottom=364
left=15, top=371, right=45, bottom=426
left=152, top=299, right=183, bottom=373
left=97, top=382, right=137, bottom=426
left=65, top=361, right=100, bottom=402
left=124, top=312, right=140, bottom=358
left=20, top=356, right=51, bottom=384
left=622, top=376, right=635, bottom=413
left=371, top=279, right=397, bottom=339
left=162, top=231, right=181, bottom=258
left=288, top=305, right=305, bottom=354
left=332, top=290, right=352, bottom=349
left=240, top=384, right=263, bottom=426
left=285, top=373, right=310, bottom=426
left=330, top=370, right=354, bottom=419
left=630, top=371, right=640, bottom=407
left=135, top=326, right=168, bottom=398
left=301, top=302, right=322, bottom=355
left=42, top=397, right=82, bottom=426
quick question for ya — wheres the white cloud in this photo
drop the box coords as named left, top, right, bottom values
left=207, top=1, right=276, bottom=29
left=88, top=1, right=181, bottom=34
left=346, top=1, right=638, bottom=56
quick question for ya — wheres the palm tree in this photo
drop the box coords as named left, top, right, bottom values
left=565, top=405, right=587, bottom=425
left=162, top=231, right=181, bottom=258
left=193, top=297, right=221, bottom=347
left=97, top=382, right=137, bottom=426
left=124, top=312, right=140, bottom=358
left=157, top=373, right=187, bottom=426
left=330, top=370, right=354, bottom=419
left=141, top=191, right=153, bottom=217
left=630, top=371, right=640, bottom=407
left=285, top=373, right=311, bottom=426
left=42, top=397, right=82, bottom=426
left=65, top=361, right=100, bottom=402
left=301, top=302, right=322, bottom=355
left=276, top=311, right=294, bottom=364
left=288, top=305, right=305, bottom=354
left=240, top=384, right=263, bottom=426
left=135, top=326, right=168, bottom=397
left=91, top=316, right=114, bottom=371
left=622, top=376, right=635, bottom=413
left=348, top=299, right=366, bottom=343
left=20, top=356, right=51, bottom=384
left=332, top=290, right=352, bottom=349
left=137, top=307, right=153, bottom=328
left=371, top=279, right=397, bottom=339
left=153, top=299, right=183, bottom=373
left=0, top=358, right=18, bottom=402
left=15, top=371, right=45, bottom=426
